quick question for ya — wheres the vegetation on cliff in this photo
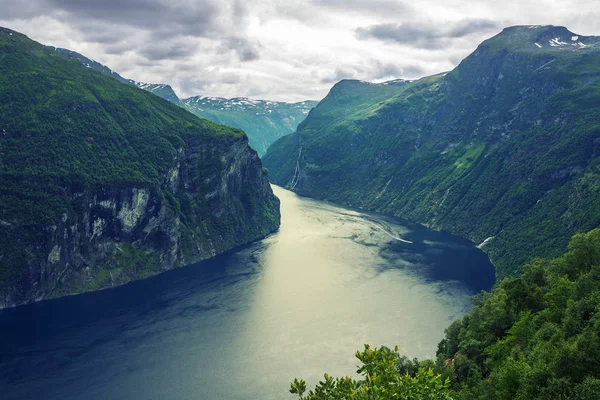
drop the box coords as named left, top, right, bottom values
left=0, top=27, right=280, bottom=307
left=264, top=25, right=600, bottom=280
left=290, top=345, right=452, bottom=400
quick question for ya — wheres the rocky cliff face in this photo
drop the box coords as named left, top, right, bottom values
left=1, top=136, right=279, bottom=309
left=0, top=27, right=280, bottom=309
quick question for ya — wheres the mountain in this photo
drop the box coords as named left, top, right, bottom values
left=54, top=47, right=317, bottom=156
left=134, top=82, right=180, bottom=104
left=0, top=27, right=280, bottom=308
left=181, top=97, right=318, bottom=156
left=53, top=48, right=182, bottom=105
left=263, top=25, right=600, bottom=280
left=52, top=47, right=132, bottom=85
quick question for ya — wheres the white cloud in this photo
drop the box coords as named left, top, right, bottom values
left=1, top=0, right=599, bottom=102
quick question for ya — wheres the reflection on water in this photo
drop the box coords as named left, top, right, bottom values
left=0, top=186, right=494, bottom=400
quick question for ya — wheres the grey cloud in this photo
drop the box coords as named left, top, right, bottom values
left=56, top=0, right=220, bottom=37
left=368, top=61, right=425, bottom=80
left=370, top=61, right=403, bottom=79
left=2, top=0, right=242, bottom=39
left=178, top=77, right=209, bottom=95
left=139, top=40, right=200, bottom=61
left=104, top=41, right=136, bottom=55
left=231, top=0, right=247, bottom=21
left=220, top=37, right=261, bottom=62
left=313, top=0, right=411, bottom=15
left=321, top=67, right=356, bottom=83
left=356, top=18, right=502, bottom=49
left=220, top=73, right=242, bottom=84
left=80, top=24, right=130, bottom=45
left=1, top=0, right=50, bottom=19
left=448, top=19, right=500, bottom=37
left=320, top=60, right=422, bottom=84
left=135, top=58, right=162, bottom=68
left=177, top=63, right=203, bottom=73
left=400, top=64, right=426, bottom=78
left=366, top=60, right=426, bottom=80
left=356, top=23, right=446, bottom=49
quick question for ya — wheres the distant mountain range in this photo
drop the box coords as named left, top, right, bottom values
left=134, top=82, right=181, bottom=105
left=263, top=25, right=600, bottom=280
left=181, top=97, right=318, bottom=156
left=52, top=47, right=317, bottom=156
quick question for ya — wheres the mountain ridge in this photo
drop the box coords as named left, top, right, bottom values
left=181, top=96, right=318, bottom=156
left=263, top=24, right=600, bottom=279
left=51, top=46, right=317, bottom=156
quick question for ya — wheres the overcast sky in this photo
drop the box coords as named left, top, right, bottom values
left=2, top=0, right=599, bottom=102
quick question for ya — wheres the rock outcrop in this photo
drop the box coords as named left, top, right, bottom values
left=0, top=27, right=280, bottom=308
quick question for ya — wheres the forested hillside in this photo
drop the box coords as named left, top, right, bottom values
left=264, top=25, right=600, bottom=279
left=0, top=27, right=280, bottom=308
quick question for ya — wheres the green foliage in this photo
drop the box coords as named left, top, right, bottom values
left=434, top=228, right=600, bottom=399
left=54, top=45, right=315, bottom=157
left=264, top=25, right=600, bottom=280
left=290, top=345, right=453, bottom=400
left=114, top=243, right=161, bottom=278
left=80, top=268, right=117, bottom=293
left=0, top=29, right=243, bottom=225
left=0, top=28, right=280, bottom=294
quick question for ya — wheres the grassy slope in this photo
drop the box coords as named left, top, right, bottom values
left=264, top=26, right=600, bottom=279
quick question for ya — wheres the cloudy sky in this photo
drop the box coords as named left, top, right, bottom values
left=2, top=0, right=599, bottom=102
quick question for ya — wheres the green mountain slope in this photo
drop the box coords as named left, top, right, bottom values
left=435, top=227, right=600, bottom=399
left=264, top=25, right=600, bottom=279
left=54, top=47, right=317, bottom=156
left=54, top=48, right=182, bottom=104
left=182, top=97, right=318, bottom=156
left=0, top=27, right=280, bottom=308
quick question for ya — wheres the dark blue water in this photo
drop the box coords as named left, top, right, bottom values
left=0, top=186, right=494, bottom=400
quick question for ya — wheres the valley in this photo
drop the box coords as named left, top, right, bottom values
left=0, top=186, right=493, bottom=400
left=0, top=15, right=599, bottom=400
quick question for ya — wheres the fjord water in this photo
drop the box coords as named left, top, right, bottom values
left=0, top=186, right=493, bottom=400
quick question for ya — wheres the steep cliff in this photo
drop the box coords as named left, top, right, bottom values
left=264, top=25, right=600, bottom=279
left=0, top=27, right=280, bottom=308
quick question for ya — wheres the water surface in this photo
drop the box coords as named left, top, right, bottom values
left=0, top=186, right=494, bottom=400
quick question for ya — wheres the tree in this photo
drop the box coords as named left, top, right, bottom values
left=290, top=345, right=453, bottom=400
